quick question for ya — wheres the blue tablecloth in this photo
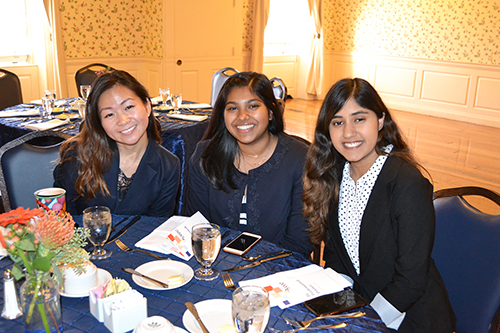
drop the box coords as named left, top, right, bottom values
left=0, top=215, right=389, bottom=333
left=0, top=101, right=210, bottom=214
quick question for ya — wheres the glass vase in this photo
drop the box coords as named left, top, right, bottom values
left=20, top=271, right=63, bottom=333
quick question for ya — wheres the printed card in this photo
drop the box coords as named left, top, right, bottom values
left=164, top=212, right=209, bottom=260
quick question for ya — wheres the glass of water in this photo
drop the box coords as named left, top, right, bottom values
left=172, top=93, right=183, bottom=113
left=80, top=85, right=92, bottom=101
left=43, top=90, right=57, bottom=119
left=83, top=206, right=112, bottom=260
left=159, top=88, right=171, bottom=107
left=191, top=223, right=221, bottom=281
left=232, top=285, right=270, bottom=333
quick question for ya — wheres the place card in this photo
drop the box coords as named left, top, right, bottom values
left=238, top=264, right=352, bottom=309
left=164, top=211, right=210, bottom=259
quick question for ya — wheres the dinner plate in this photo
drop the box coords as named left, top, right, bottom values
left=61, top=268, right=112, bottom=298
left=182, top=299, right=232, bottom=333
left=132, top=260, right=193, bottom=290
left=133, top=326, right=188, bottom=333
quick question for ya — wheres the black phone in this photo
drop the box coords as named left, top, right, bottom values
left=304, top=289, right=367, bottom=316
left=222, top=232, right=262, bottom=255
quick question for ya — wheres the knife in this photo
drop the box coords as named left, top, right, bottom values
left=106, top=215, right=141, bottom=244
left=121, top=267, right=169, bottom=288
left=224, top=252, right=293, bottom=272
left=185, top=302, right=210, bottom=333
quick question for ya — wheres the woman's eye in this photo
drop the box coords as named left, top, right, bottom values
left=354, top=117, right=365, bottom=123
left=103, top=113, right=114, bottom=119
left=125, top=104, right=134, bottom=111
left=226, top=106, right=237, bottom=112
left=249, top=104, right=260, bottom=110
left=332, top=120, right=343, bottom=126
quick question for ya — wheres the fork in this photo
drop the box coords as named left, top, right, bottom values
left=281, top=311, right=365, bottom=328
left=221, top=271, right=236, bottom=290
left=115, top=239, right=169, bottom=260
left=269, top=322, right=347, bottom=333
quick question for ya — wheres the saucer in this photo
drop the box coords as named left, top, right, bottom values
left=61, top=268, right=112, bottom=298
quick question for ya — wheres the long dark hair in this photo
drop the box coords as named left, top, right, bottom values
left=201, top=71, right=284, bottom=191
left=303, top=78, right=426, bottom=245
left=59, top=70, right=161, bottom=200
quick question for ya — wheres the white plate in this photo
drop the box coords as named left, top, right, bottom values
left=133, top=326, right=188, bottom=333
left=132, top=260, right=194, bottom=290
left=182, top=299, right=232, bottom=333
left=61, top=268, right=112, bottom=298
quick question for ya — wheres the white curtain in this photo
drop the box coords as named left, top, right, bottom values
left=42, top=0, right=68, bottom=98
left=306, top=0, right=323, bottom=96
left=250, top=0, right=270, bottom=73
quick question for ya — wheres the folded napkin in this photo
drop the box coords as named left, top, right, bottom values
left=154, top=102, right=211, bottom=110
left=166, top=114, right=208, bottom=122
left=239, top=264, right=352, bottom=309
left=25, top=119, right=69, bottom=131
left=0, top=109, right=40, bottom=118
left=30, top=99, right=68, bottom=107
left=135, top=212, right=209, bottom=260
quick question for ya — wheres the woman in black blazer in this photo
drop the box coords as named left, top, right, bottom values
left=54, top=70, right=180, bottom=218
left=303, top=78, right=455, bottom=332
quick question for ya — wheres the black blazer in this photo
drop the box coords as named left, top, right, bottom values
left=54, top=139, right=180, bottom=218
left=324, top=156, right=455, bottom=332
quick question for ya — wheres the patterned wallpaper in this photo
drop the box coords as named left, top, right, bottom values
left=60, top=0, right=163, bottom=58
left=323, top=0, right=499, bottom=65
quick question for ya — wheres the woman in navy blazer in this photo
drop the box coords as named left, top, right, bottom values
left=54, top=70, right=180, bottom=218
left=303, top=78, right=455, bottom=332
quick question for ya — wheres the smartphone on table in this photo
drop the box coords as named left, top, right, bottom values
left=222, top=232, right=262, bottom=255
left=304, top=289, right=367, bottom=316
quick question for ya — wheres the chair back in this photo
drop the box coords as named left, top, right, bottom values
left=0, top=69, right=23, bottom=111
left=74, top=63, right=114, bottom=98
left=432, top=186, right=500, bottom=333
left=210, top=67, right=239, bottom=108
left=0, top=131, right=70, bottom=211
left=270, top=77, right=288, bottom=114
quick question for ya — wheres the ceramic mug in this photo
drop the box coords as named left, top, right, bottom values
left=34, top=187, right=66, bottom=212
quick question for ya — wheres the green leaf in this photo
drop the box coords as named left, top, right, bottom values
left=17, top=239, right=36, bottom=251
left=33, top=256, right=51, bottom=272
left=11, top=265, right=24, bottom=281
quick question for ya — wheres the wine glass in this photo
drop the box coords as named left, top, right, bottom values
left=159, top=88, right=171, bottom=107
left=191, top=223, right=221, bottom=281
left=232, top=285, right=270, bottom=333
left=80, top=85, right=92, bottom=101
left=172, top=93, right=183, bottom=113
left=83, top=206, right=112, bottom=260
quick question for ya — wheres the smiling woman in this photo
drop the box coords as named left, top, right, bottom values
left=53, top=70, right=180, bottom=218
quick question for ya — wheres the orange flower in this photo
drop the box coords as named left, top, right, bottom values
left=0, top=207, right=43, bottom=227
left=35, top=211, right=75, bottom=249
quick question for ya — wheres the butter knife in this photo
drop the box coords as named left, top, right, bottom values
left=185, top=302, right=210, bottom=333
left=121, top=267, right=169, bottom=288
left=224, top=252, right=292, bottom=272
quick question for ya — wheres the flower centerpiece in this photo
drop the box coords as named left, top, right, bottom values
left=0, top=207, right=90, bottom=333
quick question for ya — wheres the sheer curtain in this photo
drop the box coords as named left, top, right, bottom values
left=249, top=0, right=270, bottom=73
left=306, top=0, right=323, bottom=96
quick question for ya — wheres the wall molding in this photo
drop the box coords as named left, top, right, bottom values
left=324, top=51, right=500, bottom=128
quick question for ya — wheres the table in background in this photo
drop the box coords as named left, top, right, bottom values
left=0, top=215, right=388, bottom=333
left=0, top=101, right=211, bottom=214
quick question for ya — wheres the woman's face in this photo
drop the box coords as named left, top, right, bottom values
left=224, top=86, right=270, bottom=147
left=329, top=98, right=385, bottom=174
left=98, top=84, right=151, bottom=148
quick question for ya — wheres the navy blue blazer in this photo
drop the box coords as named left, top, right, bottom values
left=324, top=155, right=455, bottom=332
left=54, top=139, right=180, bottom=218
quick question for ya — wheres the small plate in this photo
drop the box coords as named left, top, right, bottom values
left=182, top=299, right=232, bottom=333
left=60, top=268, right=112, bottom=298
left=133, top=327, right=188, bottom=333
left=56, top=113, right=79, bottom=120
left=132, top=260, right=194, bottom=290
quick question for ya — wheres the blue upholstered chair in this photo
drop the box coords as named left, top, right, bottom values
left=433, top=186, right=500, bottom=333
left=0, top=130, right=70, bottom=211
left=210, top=67, right=239, bottom=108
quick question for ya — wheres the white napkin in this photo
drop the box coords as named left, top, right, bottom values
left=153, top=101, right=211, bottom=110
left=25, top=119, right=69, bottom=131
left=166, top=114, right=208, bottom=122
left=30, top=99, right=68, bottom=107
left=0, top=109, right=40, bottom=117
left=238, top=264, right=352, bottom=309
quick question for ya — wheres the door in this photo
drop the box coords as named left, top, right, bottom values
left=164, top=0, right=242, bottom=104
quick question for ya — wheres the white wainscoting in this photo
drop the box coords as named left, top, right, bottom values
left=324, top=51, right=500, bottom=128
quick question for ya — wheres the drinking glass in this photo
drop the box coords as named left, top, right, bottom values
left=159, top=88, right=171, bottom=106
left=191, top=223, right=221, bottom=281
left=172, top=93, right=183, bottom=113
left=42, top=97, right=55, bottom=120
left=232, top=286, right=270, bottom=333
left=83, top=206, right=113, bottom=260
left=80, top=85, right=92, bottom=101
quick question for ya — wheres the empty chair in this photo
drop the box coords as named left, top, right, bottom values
left=0, top=130, right=71, bottom=211
left=270, top=77, right=288, bottom=114
left=0, top=69, right=23, bottom=111
left=74, top=63, right=114, bottom=98
left=210, top=67, right=239, bottom=107
left=432, top=186, right=500, bottom=333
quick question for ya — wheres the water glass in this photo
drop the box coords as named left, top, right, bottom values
left=80, top=85, right=92, bottom=101
left=42, top=97, right=55, bottom=120
left=83, top=206, right=113, bottom=260
left=44, top=89, right=56, bottom=100
left=232, top=286, right=270, bottom=333
left=159, top=88, right=171, bottom=106
left=191, top=223, right=221, bottom=281
left=172, top=93, right=183, bottom=113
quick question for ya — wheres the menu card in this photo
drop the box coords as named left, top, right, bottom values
left=238, top=264, right=352, bottom=309
left=135, top=212, right=209, bottom=260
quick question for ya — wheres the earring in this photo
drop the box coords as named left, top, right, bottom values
left=269, top=111, right=273, bottom=121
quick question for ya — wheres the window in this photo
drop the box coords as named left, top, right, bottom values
left=0, top=0, right=30, bottom=63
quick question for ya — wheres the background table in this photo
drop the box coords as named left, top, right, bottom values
left=0, top=215, right=389, bottom=333
left=0, top=101, right=210, bottom=214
